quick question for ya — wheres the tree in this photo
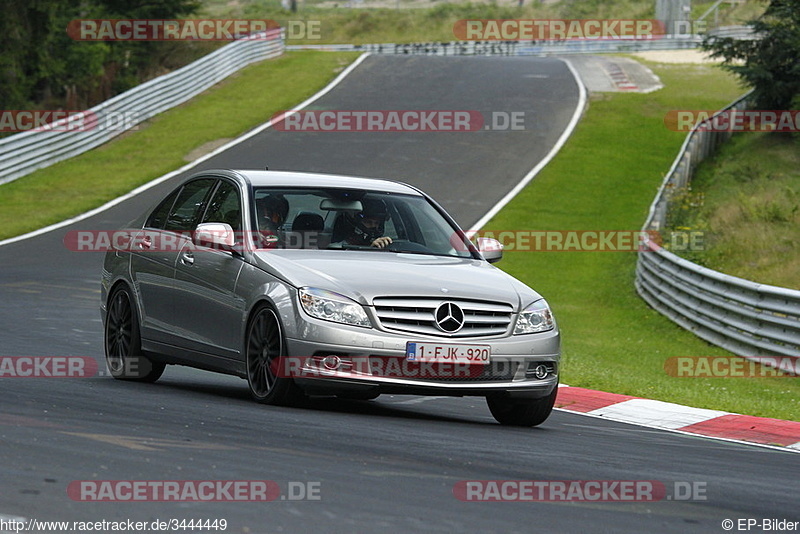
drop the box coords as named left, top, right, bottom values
left=701, top=0, right=800, bottom=110
left=0, top=0, right=200, bottom=110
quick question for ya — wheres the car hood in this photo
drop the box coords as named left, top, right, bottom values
left=251, top=250, right=539, bottom=308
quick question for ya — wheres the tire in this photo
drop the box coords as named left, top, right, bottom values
left=486, top=385, right=558, bottom=427
left=104, top=286, right=166, bottom=382
left=245, top=305, right=305, bottom=406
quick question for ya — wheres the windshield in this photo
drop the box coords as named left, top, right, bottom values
left=251, top=187, right=475, bottom=259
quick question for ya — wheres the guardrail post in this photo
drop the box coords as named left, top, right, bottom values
left=0, top=30, right=285, bottom=185
left=636, top=93, right=800, bottom=367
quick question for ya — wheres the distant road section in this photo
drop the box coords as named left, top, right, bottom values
left=0, top=55, right=794, bottom=534
left=191, top=54, right=582, bottom=227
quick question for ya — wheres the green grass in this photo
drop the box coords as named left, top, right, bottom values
left=1, top=42, right=795, bottom=420
left=691, top=0, right=766, bottom=27
left=0, top=51, right=360, bottom=240
left=197, top=0, right=765, bottom=45
left=484, top=63, right=799, bottom=421
left=204, top=0, right=656, bottom=44
left=664, top=132, right=799, bottom=290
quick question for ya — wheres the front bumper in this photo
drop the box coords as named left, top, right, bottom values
left=284, top=318, right=560, bottom=398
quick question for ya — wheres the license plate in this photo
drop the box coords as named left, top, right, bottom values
left=406, top=342, right=491, bottom=365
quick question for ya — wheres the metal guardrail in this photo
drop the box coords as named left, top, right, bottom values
left=287, top=36, right=702, bottom=56
left=0, top=30, right=284, bottom=186
left=705, top=25, right=758, bottom=40
left=285, top=24, right=756, bottom=57
left=2, top=25, right=756, bottom=187
left=636, top=94, right=800, bottom=369
left=10, top=27, right=793, bottom=367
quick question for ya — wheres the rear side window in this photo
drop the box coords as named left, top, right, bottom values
left=146, top=188, right=180, bottom=229
left=164, top=179, right=217, bottom=233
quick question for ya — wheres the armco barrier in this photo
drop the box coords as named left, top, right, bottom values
left=707, top=25, right=759, bottom=40
left=635, top=94, right=800, bottom=370
left=0, top=30, right=284, bottom=186
left=286, top=36, right=702, bottom=56
left=286, top=25, right=758, bottom=56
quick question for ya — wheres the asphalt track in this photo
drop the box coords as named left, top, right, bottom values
left=0, top=55, right=797, bottom=533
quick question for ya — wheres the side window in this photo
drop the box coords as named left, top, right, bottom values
left=201, top=181, right=242, bottom=232
left=164, top=179, right=216, bottom=233
left=146, top=187, right=181, bottom=229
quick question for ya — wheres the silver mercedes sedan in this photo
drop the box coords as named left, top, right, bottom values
left=101, top=169, right=560, bottom=426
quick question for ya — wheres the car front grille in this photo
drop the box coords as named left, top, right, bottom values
left=372, top=297, right=514, bottom=338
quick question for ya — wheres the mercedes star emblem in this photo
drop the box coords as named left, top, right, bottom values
left=434, top=302, right=465, bottom=333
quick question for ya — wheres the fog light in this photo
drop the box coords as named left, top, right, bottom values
left=534, top=364, right=549, bottom=379
left=526, top=363, right=552, bottom=379
left=322, top=356, right=341, bottom=370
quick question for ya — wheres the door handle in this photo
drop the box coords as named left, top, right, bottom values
left=180, top=251, right=194, bottom=266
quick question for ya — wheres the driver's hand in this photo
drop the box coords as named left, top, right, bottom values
left=371, top=236, right=393, bottom=249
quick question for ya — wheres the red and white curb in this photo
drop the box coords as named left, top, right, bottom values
left=555, top=385, right=800, bottom=452
left=603, top=60, right=639, bottom=91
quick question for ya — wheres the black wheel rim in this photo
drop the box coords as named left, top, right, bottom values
left=106, top=290, right=132, bottom=373
left=247, top=308, right=282, bottom=398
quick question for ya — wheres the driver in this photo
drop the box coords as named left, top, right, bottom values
left=344, top=198, right=392, bottom=249
left=255, top=194, right=289, bottom=248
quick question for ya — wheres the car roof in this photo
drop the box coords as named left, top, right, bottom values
left=233, top=170, right=422, bottom=196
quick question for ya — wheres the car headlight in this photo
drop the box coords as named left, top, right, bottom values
left=514, top=299, right=555, bottom=335
left=299, top=288, right=371, bottom=328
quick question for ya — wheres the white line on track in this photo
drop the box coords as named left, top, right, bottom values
left=0, top=53, right=372, bottom=248
left=3, top=53, right=788, bottom=453
left=554, top=408, right=800, bottom=454
left=467, top=60, right=800, bottom=453
left=468, top=57, right=587, bottom=232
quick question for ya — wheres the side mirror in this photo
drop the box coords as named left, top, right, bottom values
left=194, top=222, right=236, bottom=252
left=477, top=237, right=503, bottom=263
